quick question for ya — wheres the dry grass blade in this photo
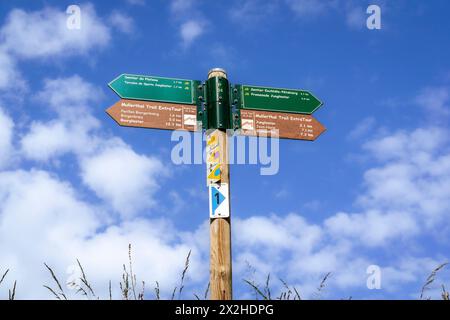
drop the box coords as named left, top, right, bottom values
left=420, top=263, right=448, bottom=300
left=44, top=263, right=67, bottom=300
left=171, top=286, right=177, bottom=300
left=154, top=281, right=160, bottom=300
left=204, top=282, right=210, bottom=300
left=318, top=272, right=331, bottom=293
left=8, top=281, right=16, bottom=300
left=313, top=272, right=331, bottom=299
left=138, top=281, right=145, bottom=300
left=120, top=264, right=130, bottom=300
left=176, top=250, right=191, bottom=300
left=44, top=285, right=61, bottom=300
left=193, top=282, right=210, bottom=300
left=128, top=244, right=137, bottom=300
left=293, top=287, right=301, bottom=300
left=0, top=269, right=9, bottom=287
left=76, top=259, right=96, bottom=297
left=278, top=278, right=292, bottom=300
left=264, top=274, right=271, bottom=300
left=442, top=285, right=449, bottom=301
left=243, top=279, right=269, bottom=300
left=75, top=285, right=88, bottom=297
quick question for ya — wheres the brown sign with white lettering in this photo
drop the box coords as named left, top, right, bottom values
left=106, top=99, right=197, bottom=131
left=239, top=109, right=325, bottom=141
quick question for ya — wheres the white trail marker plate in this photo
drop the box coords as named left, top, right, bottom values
left=209, top=183, right=230, bottom=218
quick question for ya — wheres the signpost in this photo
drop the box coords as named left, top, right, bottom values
left=239, top=109, right=325, bottom=140
left=106, top=68, right=326, bottom=301
left=109, top=74, right=198, bottom=105
left=241, top=85, right=322, bottom=114
left=106, top=99, right=197, bottom=131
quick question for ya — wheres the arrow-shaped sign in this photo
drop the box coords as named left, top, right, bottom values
left=239, top=109, right=326, bottom=141
left=240, top=85, right=322, bottom=114
left=106, top=99, right=198, bottom=131
left=109, top=74, right=198, bottom=105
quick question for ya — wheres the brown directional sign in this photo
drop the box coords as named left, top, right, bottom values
left=239, top=109, right=325, bottom=141
left=106, top=99, right=197, bottom=131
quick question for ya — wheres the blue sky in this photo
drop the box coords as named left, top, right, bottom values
left=0, top=0, right=449, bottom=300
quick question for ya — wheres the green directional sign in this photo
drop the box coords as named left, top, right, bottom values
left=109, top=74, right=196, bottom=104
left=241, top=85, right=322, bottom=114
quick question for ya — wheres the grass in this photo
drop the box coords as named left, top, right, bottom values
left=420, top=263, right=449, bottom=300
left=42, top=244, right=190, bottom=300
left=243, top=271, right=331, bottom=300
left=1, top=248, right=449, bottom=300
left=0, top=269, right=17, bottom=300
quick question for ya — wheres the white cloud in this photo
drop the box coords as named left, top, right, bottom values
left=235, top=214, right=322, bottom=253
left=0, top=4, right=132, bottom=91
left=0, top=3, right=210, bottom=300
left=21, top=75, right=102, bottom=162
left=347, top=117, right=376, bottom=140
left=3, top=124, right=450, bottom=299
left=325, top=210, right=419, bottom=246
left=345, top=6, right=366, bottom=29
left=36, top=75, right=103, bottom=116
left=0, top=107, right=14, bottom=168
left=0, top=4, right=111, bottom=59
left=170, top=0, right=197, bottom=16
left=21, top=120, right=98, bottom=162
left=381, top=256, right=444, bottom=295
left=0, top=49, right=24, bottom=91
left=232, top=124, right=450, bottom=298
left=168, top=0, right=206, bottom=49
left=227, top=0, right=381, bottom=31
left=0, top=170, right=100, bottom=244
left=363, top=127, right=448, bottom=162
left=234, top=214, right=366, bottom=297
left=21, top=74, right=168, bottom=220
left=0, top=169, right=207, bottom=299
left=109, top=11, right=135, bottom=34
left=80, top=142, right=165, bottom=218
left=180, top=20, right=204, bottom=48
left=126, top=0, right=146, bottom=5
left=229, top=0, right=278, bottom=24
left=415, top=86, right=450, bottom=119
left=286, top=0, right=335, bottom=17
left=1, top=2, right=449, bottom=298
left=359, top=128, right=450, bottom=227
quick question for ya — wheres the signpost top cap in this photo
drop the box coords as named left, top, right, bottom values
left=208, top=68, right=227, bottom=79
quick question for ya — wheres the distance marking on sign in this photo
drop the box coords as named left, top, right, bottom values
left=241, top=85, right=322, bottom=114
left=106, top=99, right=197, bottom=131
left=109, top=74, right=196, bottom=104
left=239, top=109, right=326, bottom=141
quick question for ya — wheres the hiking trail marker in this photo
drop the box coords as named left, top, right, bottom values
left=209, top=183, right=230, bottom=218
left=106, top=68, right=326, bottom=301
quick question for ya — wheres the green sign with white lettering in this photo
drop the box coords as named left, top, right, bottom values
left=241, top=85, right=322, bottom=114
left=109, top=74, right=196, bottom=104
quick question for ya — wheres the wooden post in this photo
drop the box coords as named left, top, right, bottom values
left=208, top=69, right=232, bottom=300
